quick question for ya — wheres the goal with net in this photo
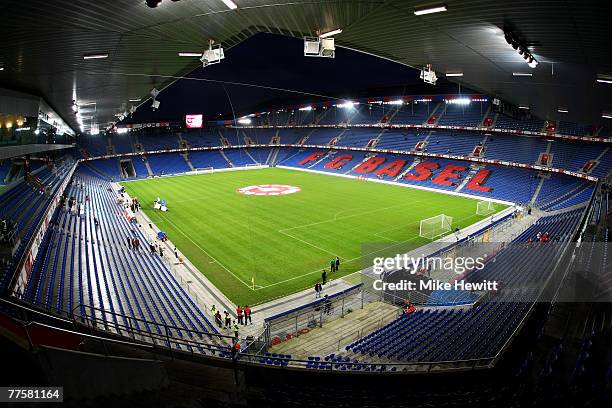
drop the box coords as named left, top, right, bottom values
left=419, top=214, right=453, bottom=240
left=476, top=200, right=496, bottom=216
left=187, top=167, right=215, bottom=175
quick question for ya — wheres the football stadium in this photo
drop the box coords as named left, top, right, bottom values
left=0, top=1, right=610, bottom=407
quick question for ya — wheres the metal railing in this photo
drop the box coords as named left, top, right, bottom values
left=6, top=293, right=234, bottom=355
left=263, top=284, right=364, bottom=347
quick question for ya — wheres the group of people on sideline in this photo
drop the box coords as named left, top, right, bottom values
left=210, top=304, right=253, bottom=340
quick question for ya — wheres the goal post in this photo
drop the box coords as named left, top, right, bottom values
left=476, top=200, right=496, bottom=216
left=187, top=167, right=215, bottom=175
left=419, top=214, right=453, bottom=240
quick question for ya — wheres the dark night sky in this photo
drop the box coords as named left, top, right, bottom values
left=124, top=33, right=465, bottom=124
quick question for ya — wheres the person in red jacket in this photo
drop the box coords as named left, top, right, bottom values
left=244, top=305, right=252, bottom=325
left=236, top=305, right=243, bottom=325
left=405, top=303, right=416, bottom=314
left=231, top=341, right=241, bottom=360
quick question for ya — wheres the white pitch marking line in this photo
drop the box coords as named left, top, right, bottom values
left=373, top=232, right=398, bottom=242
left=278, top=193, right=446, bottom=234
left=278, top=201, right=417, bottom=233
left=156, top=211, right=256, bottom=290
left=333, top=207, right=365, bottom=220
left=277, top=229, right=349, bottom=261
left=257, top=212, right=486, bottom=290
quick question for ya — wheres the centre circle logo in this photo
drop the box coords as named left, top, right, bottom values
left=237, top=184, right=301, bottom=196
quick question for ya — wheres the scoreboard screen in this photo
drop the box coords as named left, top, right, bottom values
left=185, top=114, right=203, bottom=128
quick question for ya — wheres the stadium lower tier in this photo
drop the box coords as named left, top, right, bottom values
left=14, top=170, right=228, bottom=355
left=336, top=211, right=583, bottom=366
left=82, top=148, right=596, bottom=210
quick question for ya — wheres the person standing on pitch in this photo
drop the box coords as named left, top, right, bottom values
left=330, top=258, right=336, bottom=273
left=335, top=256, right=340, bottom=272
left=321, top=269, right=327, bottom=285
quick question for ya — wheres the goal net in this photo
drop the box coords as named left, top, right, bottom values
left=187, top=167, right=215, bottom=175
left=476, top=200, right=496, bottom=216
left=419, top=214, right=453, bottom=240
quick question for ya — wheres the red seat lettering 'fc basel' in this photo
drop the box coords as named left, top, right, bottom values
left=297, top=152, right=493, bottom=193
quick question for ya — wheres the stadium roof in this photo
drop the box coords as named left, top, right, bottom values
left=0, top=0, right=610, bottom=133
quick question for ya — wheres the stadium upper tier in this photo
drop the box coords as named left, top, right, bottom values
left=231, top=98, right=608, bottom=139
left=80, top=147, right=595, bottom=210
left=75, top=119, right=610, bottom=181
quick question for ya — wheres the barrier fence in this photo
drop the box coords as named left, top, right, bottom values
left=263, top=284, right=364, bottom=347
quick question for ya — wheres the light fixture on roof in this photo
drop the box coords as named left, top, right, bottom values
left=304, top=35, right=336, bottom=58
left=83, top=53, right=108, bottom=60
left=602, top=113, right=612, bottom=119
left=596, top=76, right=612, bottom=84
left=446, top=98, right=471, bottom=105
left=0, top=66, right=4, bottom=71
left=414, top=3, right=447, bottom=15
left=178, top=52, right=203, bottom=57
left=146, top=0, right=162, bottom=8
left=557, top=108, right=568, bottom=113
left=200, top=39, right=225, bottom=67
left=518, top=105, right=530, bottom=110
left=72, top=100, right=78, bottom=113
left=150, top=88, right=160, bottom=110
left=221, top=0, right=238, bottom=10
left=129, top=98, right=142, bottom=102
left=298, top=106, right=313, bottom=111
left=445, top=72, right=463, bottom=77
left=504, top=29, right=538, bottom=69
left=527, top=57, right=538, bottom=68
left=336, top=101, right=357, bottom=109
left=513, top=72, right=533, bottom=77
left=420, top=64, right=437, bottom=85
left=320, top=28, right=342, bottom=39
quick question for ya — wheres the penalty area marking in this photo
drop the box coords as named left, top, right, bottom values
left=257, top=212, right=486, bottom=290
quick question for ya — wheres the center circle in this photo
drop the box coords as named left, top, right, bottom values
left=237, top=184, right=301, bottom=196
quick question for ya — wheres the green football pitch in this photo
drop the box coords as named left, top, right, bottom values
left=120, top=168, right=506, bottom=305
